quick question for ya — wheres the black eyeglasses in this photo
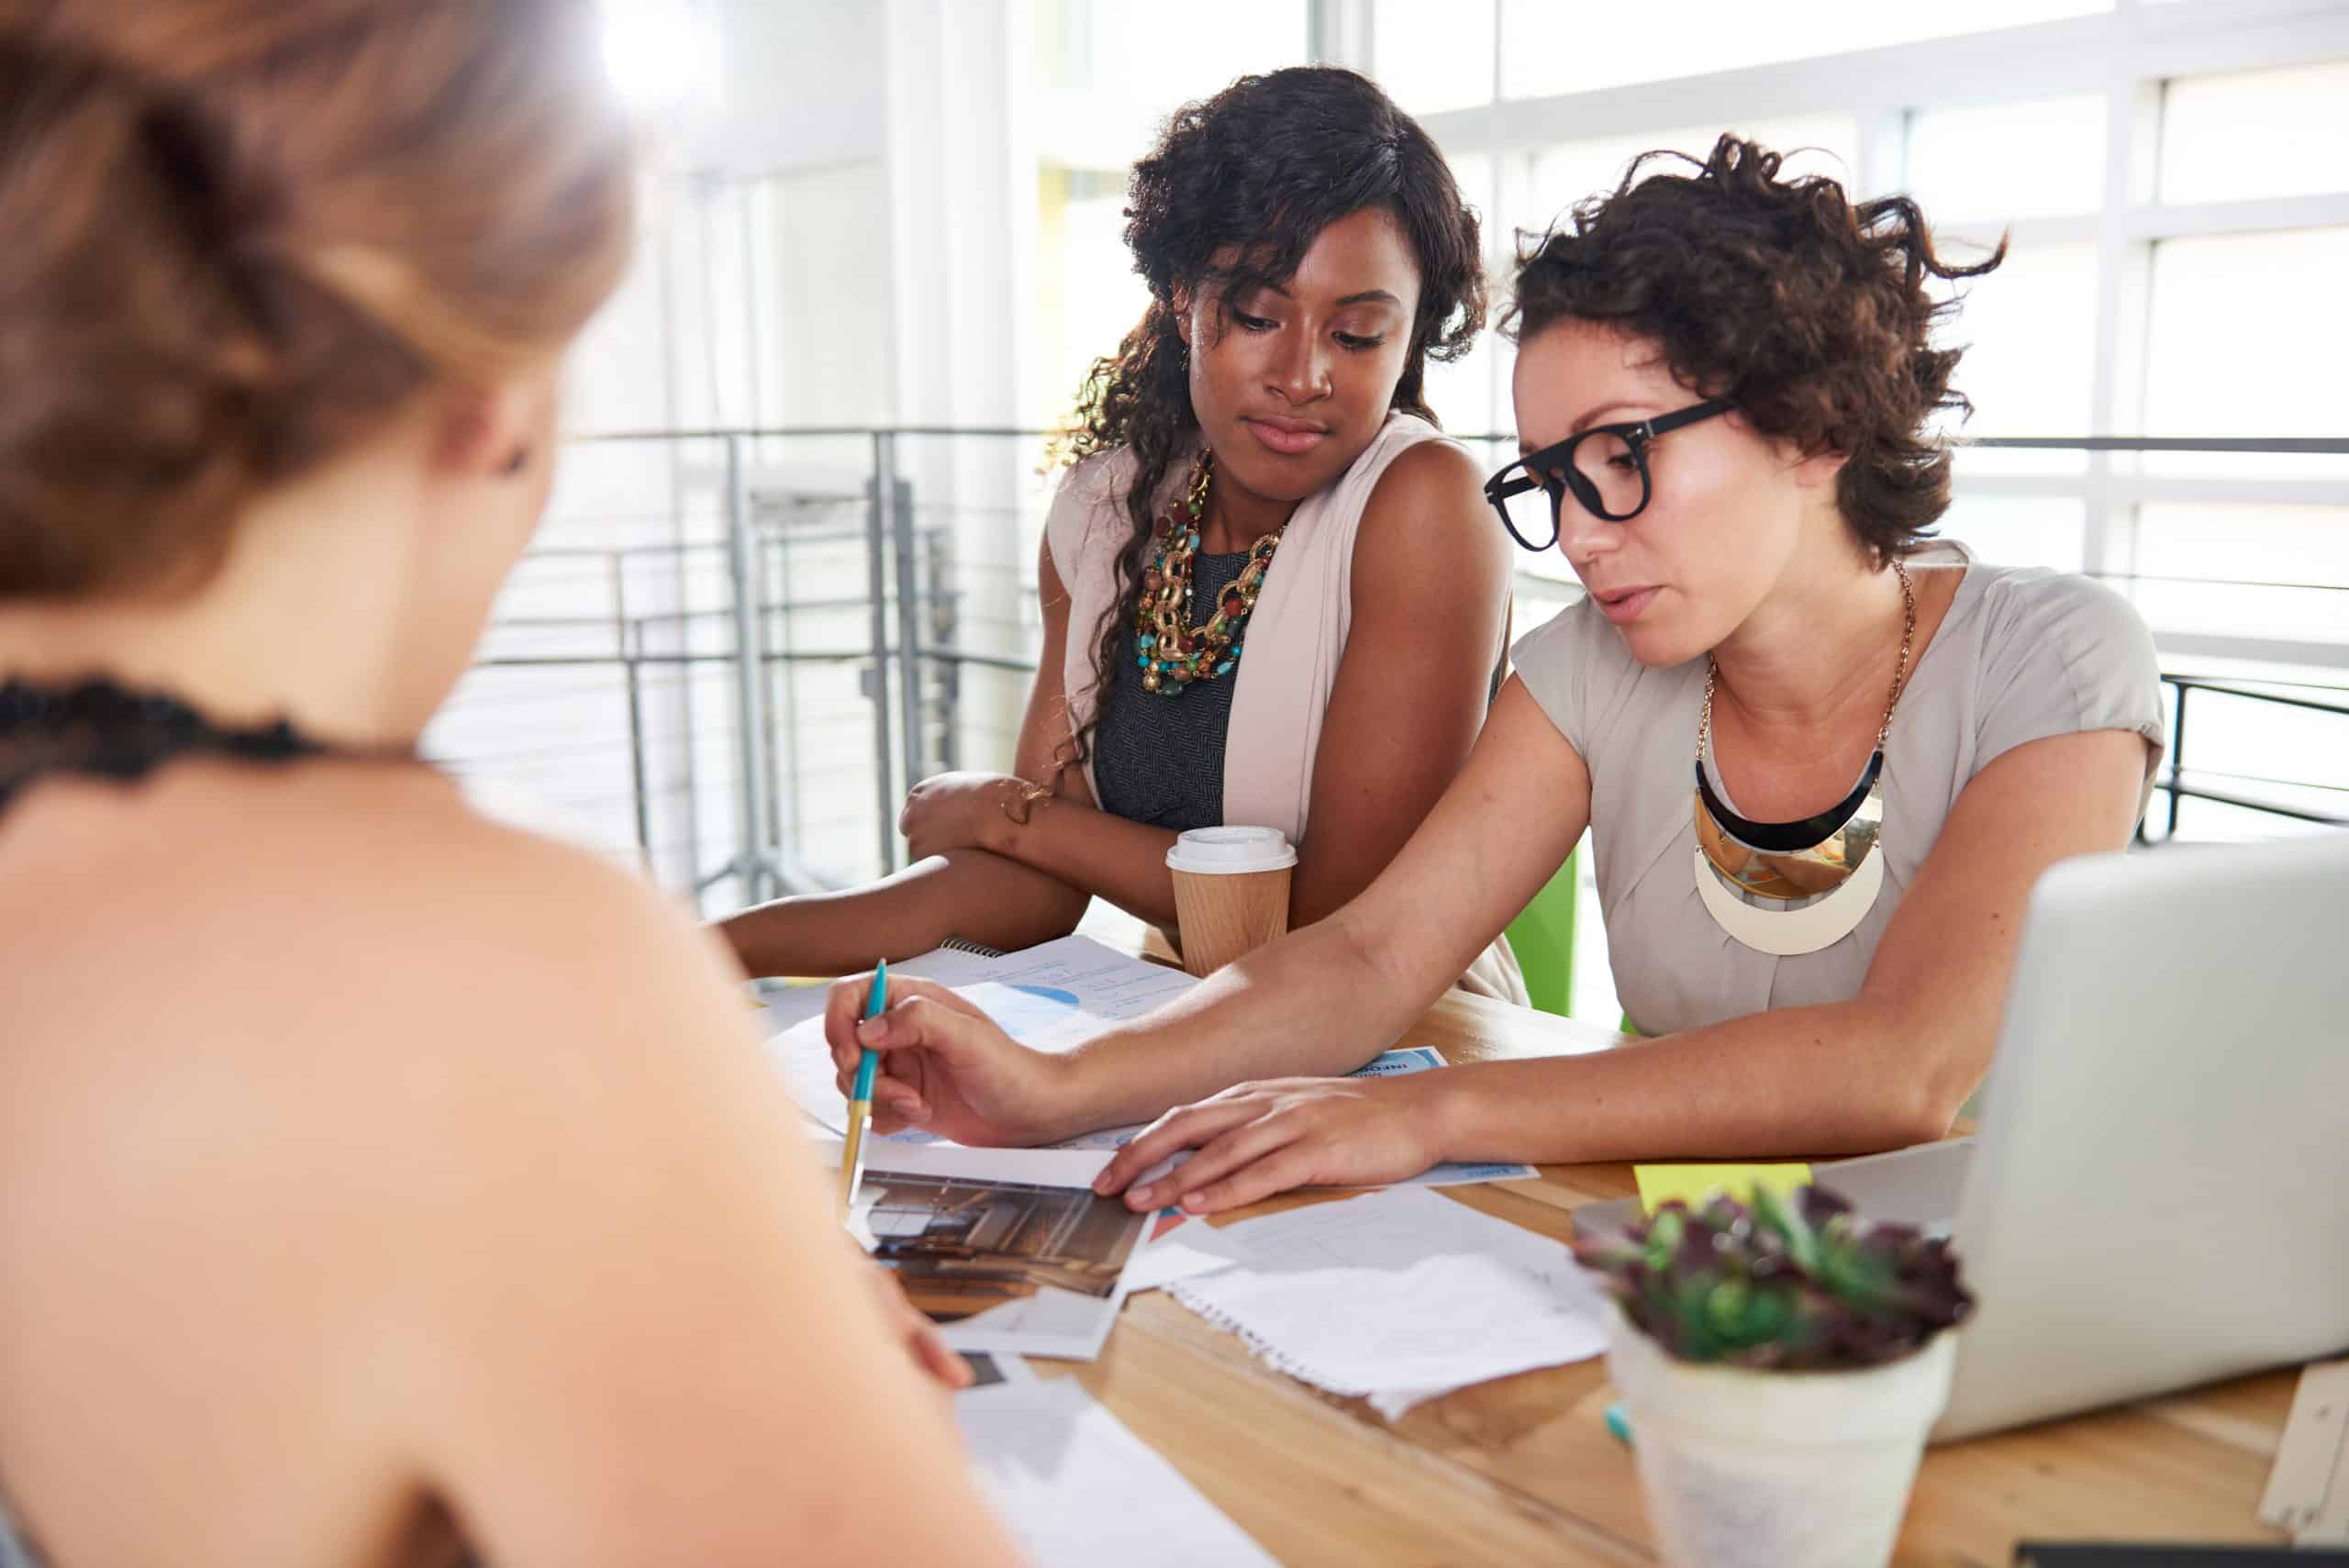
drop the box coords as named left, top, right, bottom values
left=1483, top=397, right=1736, bottom=550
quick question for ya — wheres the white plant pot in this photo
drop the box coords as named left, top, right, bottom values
left=1603, top=1299, right=1958, bottom=1568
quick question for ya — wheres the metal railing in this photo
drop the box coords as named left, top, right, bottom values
left=2144, top=676, right=2349, bottom=838
left=435, top=426, right=2349, bottom=911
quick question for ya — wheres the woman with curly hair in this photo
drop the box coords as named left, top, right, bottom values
left=720, top=66, right=1525, bottom=999
left=813, top=137, right=2166, bottom=1199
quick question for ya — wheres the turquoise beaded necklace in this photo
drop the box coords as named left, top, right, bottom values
left=1132, top=449, right=1285, bottom=696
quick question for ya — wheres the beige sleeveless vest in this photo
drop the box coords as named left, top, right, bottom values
left=1044, top=412, right=1526, bottom=1003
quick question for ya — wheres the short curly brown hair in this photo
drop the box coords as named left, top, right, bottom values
left=1506, top=135, right=2003, bottom=563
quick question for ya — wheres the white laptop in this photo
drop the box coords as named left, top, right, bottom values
left=1572, top=828, right=2349, bottom=1442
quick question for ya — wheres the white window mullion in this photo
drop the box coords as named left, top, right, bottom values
left=2086, top=67, right=2163, bottom=595
left=1487, top=0, right=1503, bottom=109
left=1308, top=0, right=1372, bottom=72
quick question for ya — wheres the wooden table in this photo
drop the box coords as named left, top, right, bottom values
left=1035, top=983, right=2296, bottom=1567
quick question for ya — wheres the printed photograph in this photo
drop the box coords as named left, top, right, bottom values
left=865, top=1173, right=1148, bottom=1323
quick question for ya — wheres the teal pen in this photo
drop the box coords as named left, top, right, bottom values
left=836, top=960, right=888, bottom=1220
left=1604, top=1401, right=1633, bottom=1447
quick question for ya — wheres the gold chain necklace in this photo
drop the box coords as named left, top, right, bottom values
left=1134, top=449, right=1285, bottom=695
left=1697, top=559, right=1916, bottom=761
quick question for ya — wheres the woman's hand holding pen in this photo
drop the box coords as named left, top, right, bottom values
left=824, top=973, right=1085, bottom=1147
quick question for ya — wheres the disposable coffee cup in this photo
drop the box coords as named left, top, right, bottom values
left=1165, top=827, right=1297, bottom=978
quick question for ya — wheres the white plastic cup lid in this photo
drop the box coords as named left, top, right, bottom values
left=1165, top=825, right=1297, bottom=874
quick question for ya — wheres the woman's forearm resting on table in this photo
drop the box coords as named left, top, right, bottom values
left=1425, top=992, right=1973, bottom=1168
left=717, top=848, right=1086, bottom=977
left=985, top=791, right=1184, bottom=931
left=1081, top=968, right=1979, bottom=1215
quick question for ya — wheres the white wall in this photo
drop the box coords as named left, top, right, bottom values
left=432, top=0, right=938, bottom=906
left=694, top=0, right=889, bottom=177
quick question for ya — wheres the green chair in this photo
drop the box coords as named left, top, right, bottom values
left=1506, top=848, right=1579, bottom=1017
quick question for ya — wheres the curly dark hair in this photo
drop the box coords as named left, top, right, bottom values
left=1053, top=66, right=1484, bottom=767
left=1506, top=135, right=2004, bottom=564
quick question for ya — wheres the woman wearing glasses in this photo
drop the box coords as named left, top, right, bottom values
left=817, top=137, right=2165, bottom=1204
left=719, top=67, right=1525, bottom=1000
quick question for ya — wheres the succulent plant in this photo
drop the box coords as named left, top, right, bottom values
left=1571, top=1184, right=1973, bottom=1372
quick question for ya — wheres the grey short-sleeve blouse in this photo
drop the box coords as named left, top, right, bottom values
left=1511, top=541, right=2165, bottom=1036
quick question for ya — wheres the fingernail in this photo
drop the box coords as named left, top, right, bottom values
left=1091, top=1173, right=1112, bottom=1194
left=856, top=1018, right=884, bottom=1041
left=1128, top=1185, right=1152, bottom=1207
left=1181, top=1193, right=1206, bottom=1213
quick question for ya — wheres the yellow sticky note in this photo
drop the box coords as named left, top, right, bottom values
left=1634, top=1162, right=1814, bottom=1216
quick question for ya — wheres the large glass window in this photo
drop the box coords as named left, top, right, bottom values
left=1938, top=240, right=2099, bottom=481
left=2131, top=504, right=2349, bottom=649
left=1421, top=151, right=1504, bottom=440
left=1497, top=0, right=2112, bottom=101
left=1025, top=0, right=1311, bottom=427
left=1939, top=497, right=2087, bottom=573
left=1372, top=0, right=1493, bottom=114
left=1520, top=116, right=1860, bottom=237
left=1906, top=95, right=2107, bottom=224
left=2160, top=59, right=2349, bottom=206
left=2143, top=226, right=2349, bottom=473
left=1033, top=0, right=1307, bottom=109
left=1034, top=168, right=1143, bottom=430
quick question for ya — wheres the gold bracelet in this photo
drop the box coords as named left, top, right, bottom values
left=1001, top=778, right=1053, bottom=827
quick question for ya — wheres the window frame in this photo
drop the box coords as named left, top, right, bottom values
left=1312, top=0, right=2349, bottom=672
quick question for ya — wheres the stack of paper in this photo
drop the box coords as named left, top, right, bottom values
left=1164, top=1186, right=1610, bottom=1417
left=771, top=938, right=1552, bottom=1369
left=956, top=1377, right=1278, bottom=1566
left=1120, top=1221, right=1248, bottom=1295
left=759, top=934, right=1195, bottom=1038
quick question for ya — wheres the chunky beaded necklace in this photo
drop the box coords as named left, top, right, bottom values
left=1132, top=449, right=1284, bottom=696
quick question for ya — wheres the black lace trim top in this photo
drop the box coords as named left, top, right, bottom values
left=0, top=677, right=390, bottom=821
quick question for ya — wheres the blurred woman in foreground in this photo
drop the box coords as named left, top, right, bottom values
left=0, top=3, right=1014, bottom=1562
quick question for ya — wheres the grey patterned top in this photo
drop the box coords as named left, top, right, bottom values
left=1091, top=550, right=1252, bottom=833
